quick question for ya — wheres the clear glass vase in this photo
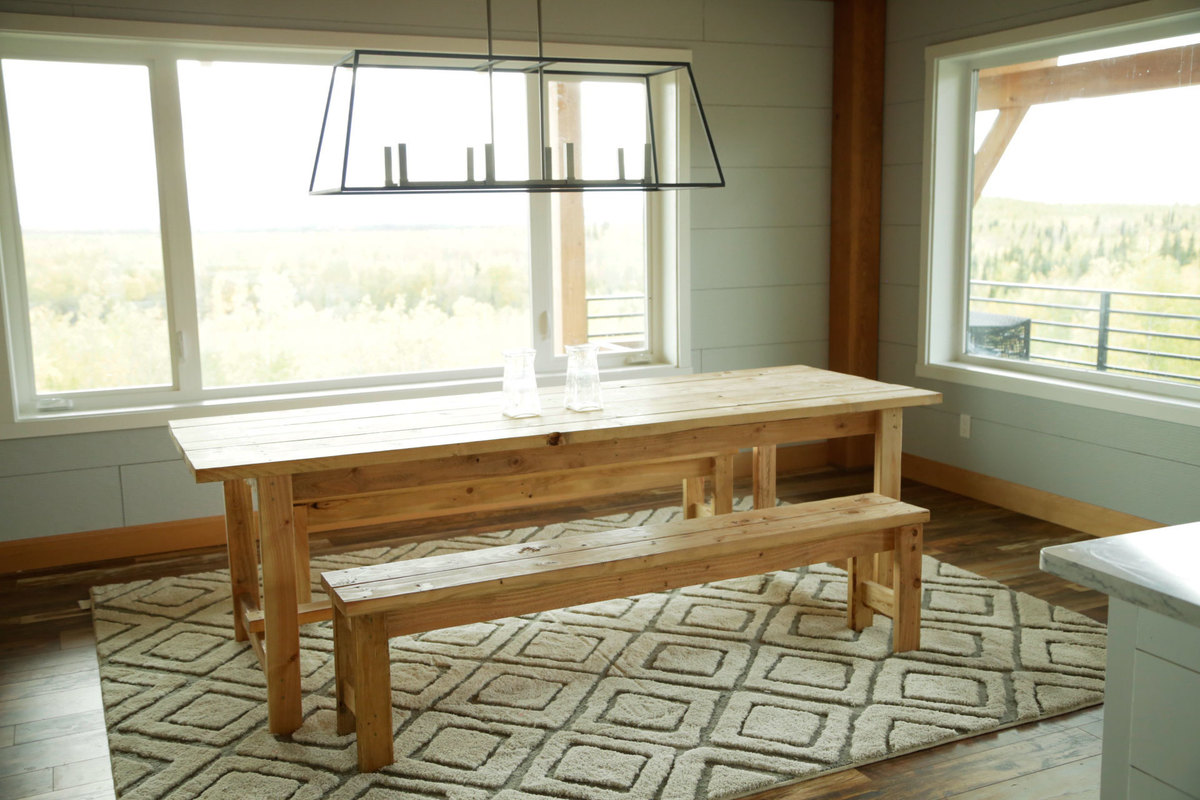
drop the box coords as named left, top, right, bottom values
left=501, top=348, right=541, bottom=418
left=564, top=343, right=603, bottom=411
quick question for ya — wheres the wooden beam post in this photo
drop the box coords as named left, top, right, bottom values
left=973, top=105, right=1029, bottom=204
left=828, top=0, right=887, bottom=468
left=553, top=81, right=588, bottom=349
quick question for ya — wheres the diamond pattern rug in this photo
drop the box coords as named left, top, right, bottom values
left=91, top=501, right=1107, bottom=799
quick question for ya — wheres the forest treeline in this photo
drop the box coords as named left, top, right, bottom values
left=970, top=198, right=1200, bottom=383
left=21, top=222, right=644, bottom=392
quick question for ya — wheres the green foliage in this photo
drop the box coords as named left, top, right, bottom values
left=21, top=222, right=644, bottom=392
left=970, top=199, right=1200, bottom=385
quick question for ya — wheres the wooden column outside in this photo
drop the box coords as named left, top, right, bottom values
left=554, top=81, right=588, bottom=348
left=828, top=0, right=886, bottom=468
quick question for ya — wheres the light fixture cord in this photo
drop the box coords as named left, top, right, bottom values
left=536, top=0, right=546, bottom=178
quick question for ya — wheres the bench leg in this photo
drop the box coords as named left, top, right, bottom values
left=846, top=552, right=875, bottom=632
left=891, top=524, right=924, bottom=652
left=333, top=608, right=355, bottom=736
left=352, top=613, right=393, bottom=771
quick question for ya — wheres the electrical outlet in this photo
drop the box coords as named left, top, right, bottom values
left=959, top=414, right=971, bottom=438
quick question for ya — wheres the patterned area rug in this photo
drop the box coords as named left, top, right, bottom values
left=91, top=502, right=1107, bottom=800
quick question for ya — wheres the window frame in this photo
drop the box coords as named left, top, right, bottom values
left=0, top=15, right=694, bottom=438
left=917, top=0, right=1200, bottom=427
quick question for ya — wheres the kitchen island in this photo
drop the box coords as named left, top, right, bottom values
left=1041, top=522, right=1200, bottom=800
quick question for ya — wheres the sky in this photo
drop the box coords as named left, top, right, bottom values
left=2, top=58, right=649, bottom=232
left=4, top=30, right=1198, bottom=234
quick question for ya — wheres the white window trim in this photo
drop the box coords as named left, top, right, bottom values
left=916, top=0, right=1200, bottom=428
left=0, top=13, right=694, bottom=439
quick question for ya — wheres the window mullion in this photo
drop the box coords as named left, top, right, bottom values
left=529, top=192, right=556, bottom=370
left=525, top=68, right=556, bottom=371
left=0, top=63, right=37, bottom=419
left=148, top=54, right=202, bottom=398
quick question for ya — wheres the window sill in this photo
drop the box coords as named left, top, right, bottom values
left=916, top=358, right=1199, bottom=428
left=0, top=362, right=691, bottom=440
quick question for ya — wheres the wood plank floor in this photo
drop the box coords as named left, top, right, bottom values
left=0, top=469, right=1109, bottom=800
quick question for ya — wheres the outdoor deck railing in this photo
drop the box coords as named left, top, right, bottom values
left=585, top=293, right=647, bottom=348
left=969, top=280, right=1200, bottom=385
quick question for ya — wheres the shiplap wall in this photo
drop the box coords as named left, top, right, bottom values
left=879, top=0, right=1200, bottom=525
left=0, top=0, right=834, bottom=542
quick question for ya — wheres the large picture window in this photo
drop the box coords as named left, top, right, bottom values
left=919, top=1, right=1200, bottom=424
left=0, top=22, right=689, bottom=432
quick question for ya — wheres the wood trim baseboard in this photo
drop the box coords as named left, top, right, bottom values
left=0, top=443, right=832, bottom=575
left=0, top=515, right=227, bottom=575
left=902, top=453, right=1162, bottom=537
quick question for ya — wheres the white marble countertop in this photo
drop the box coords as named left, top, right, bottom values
left=1040, top=521, right=1200, bottom=629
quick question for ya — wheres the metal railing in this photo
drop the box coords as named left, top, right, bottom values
left=585, top=293, right=647, bottom=348
left=968, top=280, right=1200, bottom=385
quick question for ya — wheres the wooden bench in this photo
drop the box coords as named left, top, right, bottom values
left=320, top=492, right=929, bottom=771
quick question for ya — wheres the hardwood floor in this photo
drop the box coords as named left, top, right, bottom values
left=0, top=469, right=1109, bottom=800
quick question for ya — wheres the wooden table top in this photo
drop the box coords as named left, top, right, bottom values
left=168, top=365, right=941, bottom=483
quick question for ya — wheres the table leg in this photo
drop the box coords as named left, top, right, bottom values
left=752, top=445, right=777, bottom=509
left=293, top=503, right=312, bottom=605
left=682, top=477, right=706, bottom=519
left=873, top=408, right=902, bottom=498
left=257, top=474, right=304, bottom=735
left=874, top=408, right=903, bottom=585
left=224, top=479, right=259, bottom=643
left=713, top=453, right=735, bottom=515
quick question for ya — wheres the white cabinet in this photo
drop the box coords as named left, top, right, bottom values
left=1041, top=523, right=1200, bottom=800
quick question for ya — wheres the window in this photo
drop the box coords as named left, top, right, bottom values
left=176, top=60, right=533, bottom=387
left=919, top=1, right=1200, bottom=425
left=3, top=60, right=172, bottom=395
left=0, top=22, right=690, bottom=433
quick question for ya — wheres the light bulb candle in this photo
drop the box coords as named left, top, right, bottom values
left=543, top=146, right=554, bottom=180
left=643, top=143, right=653, bottom=184
left=383, top=145, right=395, bottom=187
left=396, top=143, right=408, bottom=184
left=466, top=146, right=475, bottom=181
left=564, top=142, right=576, bottom=181
left=485, top=143, right=495, bottom=182
left=617, top=147, right=626, bottom=181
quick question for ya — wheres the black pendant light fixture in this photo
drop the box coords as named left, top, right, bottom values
left=309, top=0, right=724, bottom=194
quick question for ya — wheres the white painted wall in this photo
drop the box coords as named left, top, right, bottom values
left=10, top=0, right=1190, bottom=544
left=0, top=0, right=835, bottom=541
left=880, top=0, right=1200, bottom=525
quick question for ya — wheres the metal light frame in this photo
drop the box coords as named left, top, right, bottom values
left=309, top=3, right=723, bottom=194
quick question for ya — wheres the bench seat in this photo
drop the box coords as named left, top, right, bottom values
left=320, top=491, right=929, bottom=771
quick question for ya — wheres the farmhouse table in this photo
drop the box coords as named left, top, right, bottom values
left=168, top=365, right=941, bottom=734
